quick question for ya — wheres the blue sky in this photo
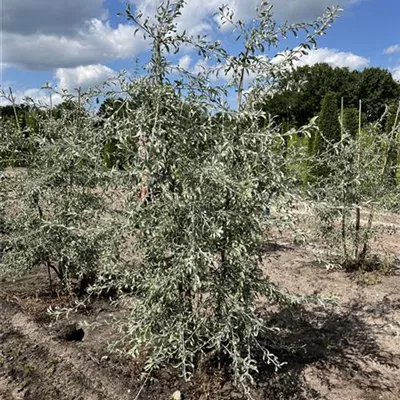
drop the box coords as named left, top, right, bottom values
left=1, top=0, right=400, bottom=105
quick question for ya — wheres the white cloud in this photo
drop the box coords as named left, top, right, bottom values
left=391, top=65, right=400, bottom=82
left=384, top=44, right=400, bottom=55
left=1, top=0, right=107, bottom=36
left=23, top=88, right=63, bottom=106
left=192, top=59, right=212, bottom=75
left=178, top=55, right=192, bottom=70
left=2, top=0, right=148, bottom=70
left=0, top=88, right=63, bottom=107
left=55, top=64, right=117, bottom=92
left=1, top=64, right=117, bottom=106
left=2, top=0, right=363, bottom=72
left=191, top=59, right=225, bottom=82
left=130, top=0, right=223, bottom=36
left=130, top=0, right=360, bottom=37
left=3, top=20, right=148, bottom=70
left=286, top=47, right=369, bottom=70
left=270, top=0, right=359, bottom=22
left=179, top=47, right=369, bottom=87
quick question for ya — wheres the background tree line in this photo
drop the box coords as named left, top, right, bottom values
left=261, top=63, right=400, bottom=127
left=2, top=64, right=399, bottom=181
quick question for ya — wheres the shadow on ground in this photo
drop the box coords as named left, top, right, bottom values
left=134, top=300, right=399, bottom=400
left=253, top=300, right=399, bottom=400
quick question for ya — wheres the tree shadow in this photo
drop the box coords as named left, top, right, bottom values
left=254, top=300, right=400, bottom=399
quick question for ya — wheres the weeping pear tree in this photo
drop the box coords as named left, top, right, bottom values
left=98, top=0, right=342, bottom=393
left=0, top=0, right=341, bottom=394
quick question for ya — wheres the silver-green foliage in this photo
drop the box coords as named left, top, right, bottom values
left=307, top=108, right=399, bottom=267
left=0, top=92, right=117, bottom=290
left=1, top=0, right=340, bottom=395
left=104, top=0, right=339, bottom=392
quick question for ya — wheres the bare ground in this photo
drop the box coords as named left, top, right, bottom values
left=1, top=212, right=400, bottom=399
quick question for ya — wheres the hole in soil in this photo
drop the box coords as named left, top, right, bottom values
left=59, top=324, right=85, bottom=342
left=65, top=328, right=85, bottom=342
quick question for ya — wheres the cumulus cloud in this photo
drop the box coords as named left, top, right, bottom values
left=384, top=44, right=400, bottom=55
left=23, top=88, right=63, bottom=106
left=391, top=65, right=400, bottom=82
left=1, top=64, right=117, bottom=106
left=3, top=20, right=148, bottom=70
left=130, top=0, right=224, bottom=36
left=2, top=0, right=363, bottom=72
left=55, top=64, right=117, bottom=92
left=270, top=0, right=359, bottom=22
left=130, top=0, right=360, bottom=36
left=1, top=0, right=106, bottom=36
left=287, top=47, right=369, bottom=70
left=178, top=55, right=192, bottom=70
left=1, top=0, right=147, bottom=70
left=0, top=88, right=63, bottom=107
left=179, top=47, right=369, bottom=86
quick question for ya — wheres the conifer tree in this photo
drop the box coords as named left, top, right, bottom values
left=342, top=107, right=359, bottom=139
left=312, top=92, right=341, bottom=178
left=384, top=103, right=400, bottom=186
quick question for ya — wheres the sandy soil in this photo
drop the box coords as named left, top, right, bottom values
left=1, top=211, right=400, bottom=399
